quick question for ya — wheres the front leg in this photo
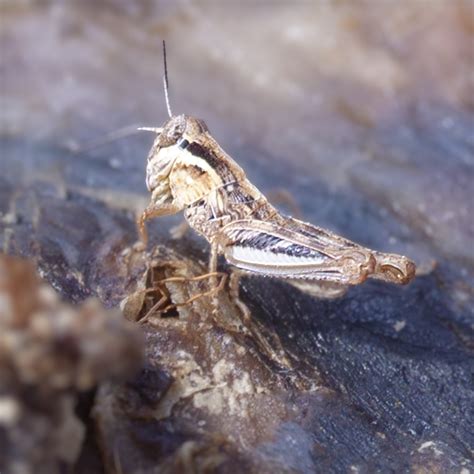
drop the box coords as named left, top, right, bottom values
left=138, top=202, right=180, bottom=244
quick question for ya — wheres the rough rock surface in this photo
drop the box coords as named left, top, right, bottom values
left=1, top=1, right=473, bottom=473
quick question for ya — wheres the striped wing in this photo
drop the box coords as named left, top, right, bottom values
left=219, top=218, right=376, bottom=285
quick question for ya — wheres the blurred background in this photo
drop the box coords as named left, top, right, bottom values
left=1, top=1, right=474, bottom=473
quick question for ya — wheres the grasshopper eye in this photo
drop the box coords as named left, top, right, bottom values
left=158, top=117, right=186, bottom=147
left=170, top=123, right=183, bottom=140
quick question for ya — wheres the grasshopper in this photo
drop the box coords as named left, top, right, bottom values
left=138, top=43, right=416, bottom=308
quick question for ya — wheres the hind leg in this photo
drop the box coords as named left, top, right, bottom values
left=229, top=270, right=251, bottom=323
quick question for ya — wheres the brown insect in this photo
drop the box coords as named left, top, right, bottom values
left=138, top=42, right=416, bottom=307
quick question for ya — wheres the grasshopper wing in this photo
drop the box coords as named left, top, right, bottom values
left=219, top=217, right=416, bottom=286
left=218, top=218, right=376, bottom=285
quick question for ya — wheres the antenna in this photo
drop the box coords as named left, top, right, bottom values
left=162, top=40, right=173, bottom=118
left=69, top=43, right=171, bottom=154
left=68, top=124, right=158, bottom=153
left=137, top=127, right=163, bottom=134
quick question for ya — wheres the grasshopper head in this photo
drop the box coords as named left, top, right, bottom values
left=144, top=115, right=208, bottom=193
left=157, top=114, right=208, bottom=147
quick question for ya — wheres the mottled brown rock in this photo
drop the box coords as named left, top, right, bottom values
left=95, top=247, right=309, bottom=473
